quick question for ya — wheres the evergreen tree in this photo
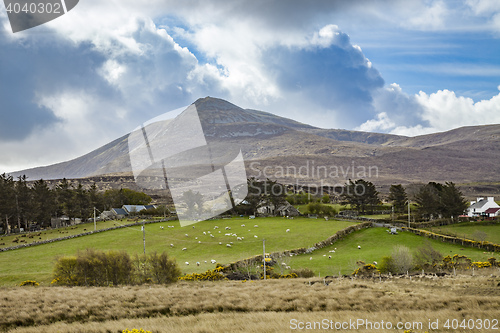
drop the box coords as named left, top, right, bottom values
left=340, top=179, right=380, bottom=214
left=31, top=179, right=57, bottom=227
left=388, top=184, right=408, bottom=213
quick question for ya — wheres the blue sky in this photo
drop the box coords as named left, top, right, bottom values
left=1, top=0, right=500, bottom=173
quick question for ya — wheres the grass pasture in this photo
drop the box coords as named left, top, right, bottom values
left=426, top=221, right=500, bottom=244
left=0, top=217, right=356, bottom=286
left=287, top=227, right=498, bottom=276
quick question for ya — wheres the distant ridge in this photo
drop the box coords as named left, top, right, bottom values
left=10, top=97, right=500, bottom=185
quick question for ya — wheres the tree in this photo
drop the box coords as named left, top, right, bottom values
left=388, top=184, right=408, bottom=213
left=414, top=183, right=441, bottom=219
left=0, top=174, right=16, bottom=232
left=31, top=179, right=57, bottom=227
left=340, top=179, right=380, bottom=214
left=15, top=175, right=33, bottom=231
left=439, top=182, right=467, bottom=218
left=415, top=182, right=467, bottom=220
left=55, top=178, right=76, bottom=220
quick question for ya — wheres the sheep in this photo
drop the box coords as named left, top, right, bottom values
left=309, top=257, right=313, bottom=260
left=219, top=242, right=222, bottom=245
left=226, top=244, right=232, bottom=247
left=254, top=235, right=258, bottom=238
left=198, top=241, right=201, bottom=244
left=170, top=244, right=174, bottom=247
left=241, top=224, right=245, bottom=227
left=373, top=261, right=378, bottom=266
left=195, top=237, right=198, bottom=240
left=286, top=229, right=290, bottom=233
left=185, top=234, right=189, bottom=237
left=196, top=262, right=200, bottom=266
left=230, top=242, right=233, bottom=245
left=208, top=231, right=211, bottom=234
left=358, top=245, right=361, bottom=249
left=285, top=266, right=291, bottom=269
left=160, top=226, right=164, bottom=230
left=237, top=237, right=242, bottom=241
left=210, top=234, right=215, bottom=238
left=329, top=250, right=335, bottom=253
left=225, top=226, right=231, bottom=230
left=185, top=262, right=189, bottom=265
left=211, top=259, right=216, bottom=264
left=203, top=232, right=206, bottom=235
left=192, top=226, right=195, bottom=228
left=182, top=247, right=187, bottom=251
left=225, top=233, right=231, bottom=236
left=254, top=225, right=258, bottom=228
left=214, top=226, right=219, bottom=229
left=328, top=255, right=332, bottom=259
left=204, top=260, right=207, bottom=263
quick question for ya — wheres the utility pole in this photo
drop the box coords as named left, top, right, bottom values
left=263, top=239, right=266, bottom=280
left=408, top=200, right=411, bottom=228
left=94, top=207, right=97, bottom=231
left=142, top=221, right=146, bottom=254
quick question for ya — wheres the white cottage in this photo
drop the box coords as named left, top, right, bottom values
left=467, top=197, right=500, bottom=217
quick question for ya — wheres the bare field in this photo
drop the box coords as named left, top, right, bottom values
left=3, top=273, right=500, bottom=333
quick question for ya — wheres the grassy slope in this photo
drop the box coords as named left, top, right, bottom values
left=287, top=227, right=497, bottom=276
left=0, top=217, right=356, bottom=286
left=426, top=222, right=500, bottom=244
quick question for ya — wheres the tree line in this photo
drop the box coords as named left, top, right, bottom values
left=0, top=174, right=152, bottom=232
left=339, top=179, right=468, bottom=220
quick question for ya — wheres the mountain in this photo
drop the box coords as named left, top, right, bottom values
left=10, top=97, right=500, bottom=186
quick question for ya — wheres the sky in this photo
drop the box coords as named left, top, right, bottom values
left=1, top=0, right=500, bottom=173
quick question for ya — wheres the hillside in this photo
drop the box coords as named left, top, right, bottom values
left=10, top=97, right=500, bottom=186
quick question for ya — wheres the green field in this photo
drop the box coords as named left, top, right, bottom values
left=0, top=217, right=356, bottom=286
left=288, top=227, right=497, bottom=276
left=0, top=218, right=162, bottom=249
left=1, top=217, right=498, bottom=286
left=426, top=222, right=500, bottom=244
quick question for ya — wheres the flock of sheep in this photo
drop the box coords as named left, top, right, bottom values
left=160, top=223, right=365, bottom=266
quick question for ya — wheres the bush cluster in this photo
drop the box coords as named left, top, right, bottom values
left=52, top=249, right=180, bottom=286
left=303, top=203, right=337, bottom=216
left=19, top=280, right=39, bottom=286
left=178, top=265, right=227, bottom=281
left=122, top=329, right=152, bottom=333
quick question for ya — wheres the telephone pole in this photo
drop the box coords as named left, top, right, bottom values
left=263, top=239, right=266, bottom=280
left=142, top=221, right=146, bottom=254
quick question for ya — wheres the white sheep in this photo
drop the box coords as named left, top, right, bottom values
left=254, top=225, right=258, bottom=228
left=204, top=260, right=207, bottom=263
left=241, top=224, right=245, bottom=227
left=237, top=237, right=242, bottom=241
left=160, top=226, right=164, bottom=230
left=328, top=255, right=332, bottom=259
left=229, top=242, right=233, bottom=245
left=211, top=259, right=216, bottom=264
left=214, top=226, right=219, bottom=229
left=358, top=245, right=361, bottom=249
left=373, top=261, right=378, bottom=265
left=170, top=244, right=174, bottom=247
left=196, top=262, right=200, bottom=266
left=185, top=262, right=189, bottom=265
left=286, top=229, right=290, bottom=233
left=203, top=232, right=206, bottom=235
left=198, top=241, right=201, bottom=244
left=219, top=242, right=222, bottom=245
left=185, top=234, right=189, bottom=237
left=309, top=257, right=313, bottom=260
left=254, top=235, right=258, bottom=238
left=195, top=237, right=198, bottom=240
left=182, top=247, right=187, bottom=251
left=226, top=244, right=232, bottom=247
left=210, top=234, right=215, bottom=238
left=225, top=226, right=231, bottom=230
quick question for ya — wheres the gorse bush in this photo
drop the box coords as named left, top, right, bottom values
left=52, top=249, right=180, bottom=286
left=122, top=329, right=152, bottom=333
left=19, top=280, right=39, bottom=286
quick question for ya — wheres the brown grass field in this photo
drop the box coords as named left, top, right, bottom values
left=2, top=271, right=500, bottom=333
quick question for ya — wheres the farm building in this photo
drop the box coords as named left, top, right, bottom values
left=467, top=197, right=500, bottom=217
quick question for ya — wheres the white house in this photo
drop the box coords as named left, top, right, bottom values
left=467, top=197, right=500, bottom=217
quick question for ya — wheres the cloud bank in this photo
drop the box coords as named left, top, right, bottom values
left=1, top=0, right=500, bottom=172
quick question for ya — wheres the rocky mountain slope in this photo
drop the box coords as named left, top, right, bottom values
left=10, top=97, right=500, bottom=186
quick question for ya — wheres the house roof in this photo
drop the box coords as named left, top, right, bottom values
left=485, top=207, right=500, bottom=214
left=112, top=208, right=128, bottom=216
left=122, top=205, right=146, bottom=213
left=469, top=199, right=489, bottom=210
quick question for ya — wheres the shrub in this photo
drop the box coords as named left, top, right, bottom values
left=53, top=249, right=180, bottom=286
left=122, top=329, right=152, bottom=333
left=19, top=280, right=39, bottom=286
left=290, top=268, right=315, bottom=278
left=378, top=256, right=396, bottom=274
left=391, top=245, right=414, bottom=274
left=413, top=241, right=443, bottom=267
left=352, top=262, right=379, bottom=276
